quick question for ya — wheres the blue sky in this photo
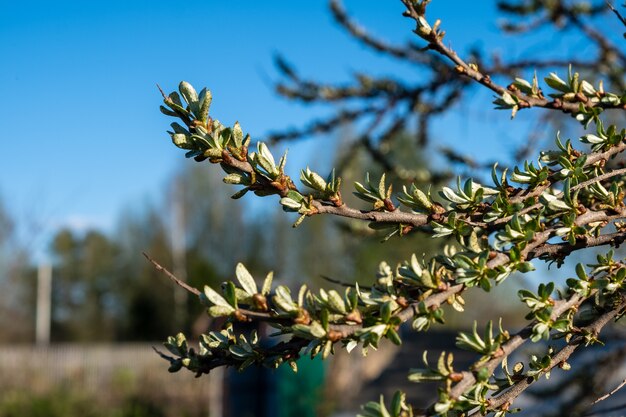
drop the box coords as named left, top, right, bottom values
left=0, top=1, right=569, bottom=258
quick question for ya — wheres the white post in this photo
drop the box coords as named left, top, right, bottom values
left=36, top=263, right=52, bottom=345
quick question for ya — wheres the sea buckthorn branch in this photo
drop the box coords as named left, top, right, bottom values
left=265, top=0, right=626, bottom=197
left=410, top=292, right=586, bottom=416
left=159, top=81, right=436, bottom=229
left=148, top=176, right=626, bottom=383
left=526, top=343, right=626, bottom=416
left=157, top=79, right=626, bottom=287
left=160, top=81, right=626, bottom=249
left=155, top=83, right=626, bottom=416
left=145, top=239, right=626, bottom=411
left=400, top=0, right=626, bottom=122
left=468, top=295, right=626, bottom=417
left=158, top=81, right=626, bottom=268
left=410, top=256, right=626, bottom=417
left=486, top=162, right=626, bottom=230
left=528, top=231, right=626, bottom=260
left=153, top=3, right=626, bottom=416
left=273, top=0, right=623, bottom=142
left=148, top=248, right=468, bottom=374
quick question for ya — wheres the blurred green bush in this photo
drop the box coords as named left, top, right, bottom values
left=0, top=388, right=167, bottom=417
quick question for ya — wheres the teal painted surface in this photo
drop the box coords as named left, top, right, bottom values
left=272, top=356, right=325, bottom=417
left=226, top=355, right=325, bottom=417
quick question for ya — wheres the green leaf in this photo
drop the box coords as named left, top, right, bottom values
left=198, top=88, right=212, bottom=123
left=168, top=360, right=183, bottom=373
left=179, top=81, right=198, bottom=105
left=322, top=340, right=333, bottom=359
left=261, top=272, right=273, bottom=296
left=160, top=105, right=178, bottom=117
left=203, top=285, right=234, bottom=309
left=208, top=305, right=236, bottom=317
left=390, top=391, right=403, bottom=416
left=224, top=281, right=237, bottom=307
left=378, top=173, right=386, bottom=198
left=171, top=133, right=193, bottom=149
left=223, top=173, right=246, bottom=185
left=232, top=121, right=244, bottom=147
left=378, top=395, right=392, bottom=417
left=257, top=142, right=278, bottom=176
left=273, top=285, right=298, bottom=312
left=280, top=197, right=302, bottom=210
left=231, top=188, right=249, bottom=199
left=229, top=345, right=251, bottom=358
left=380, top=302, right=392, bottom=323
left=236, top=263, right=258, bottom=295
left=387, top=328, right=402, bottom=346
left=309, top=320, right=327, bottom=338
left=545, top=73, right=570, bottom=93
left=327, top=289, right=347, bottom=314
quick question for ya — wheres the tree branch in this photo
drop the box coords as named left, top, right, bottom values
left=528, top=231, right=626, bottom=260
left=143, top=252, right=200, bottom=296
left=400, top=0, right=626, bottom=115
left=330, top=0, right=437, bottom=66
left=443, top=293, right=585, bottom=406
left=591, top=377, right=626, bottom=406
left=476, top=295, right=626, bottom=415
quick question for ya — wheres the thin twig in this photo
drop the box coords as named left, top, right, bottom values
left=607, top=1, right=626, bottom=27
left=143, top=252, right=200, bottom=296
left=156, top=83, right=168, bottom=99
left=591, top=377, right=626, bottom=405
left=320, top=274, right=358, bottom=288
left=144, top=252, right=296, bottom=324
left=330, top=0, right=434, bottom=65
left=584, top=401, right=626, bottom=416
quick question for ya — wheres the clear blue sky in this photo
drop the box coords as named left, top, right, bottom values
left=1, top=1, right=557, bottom=257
